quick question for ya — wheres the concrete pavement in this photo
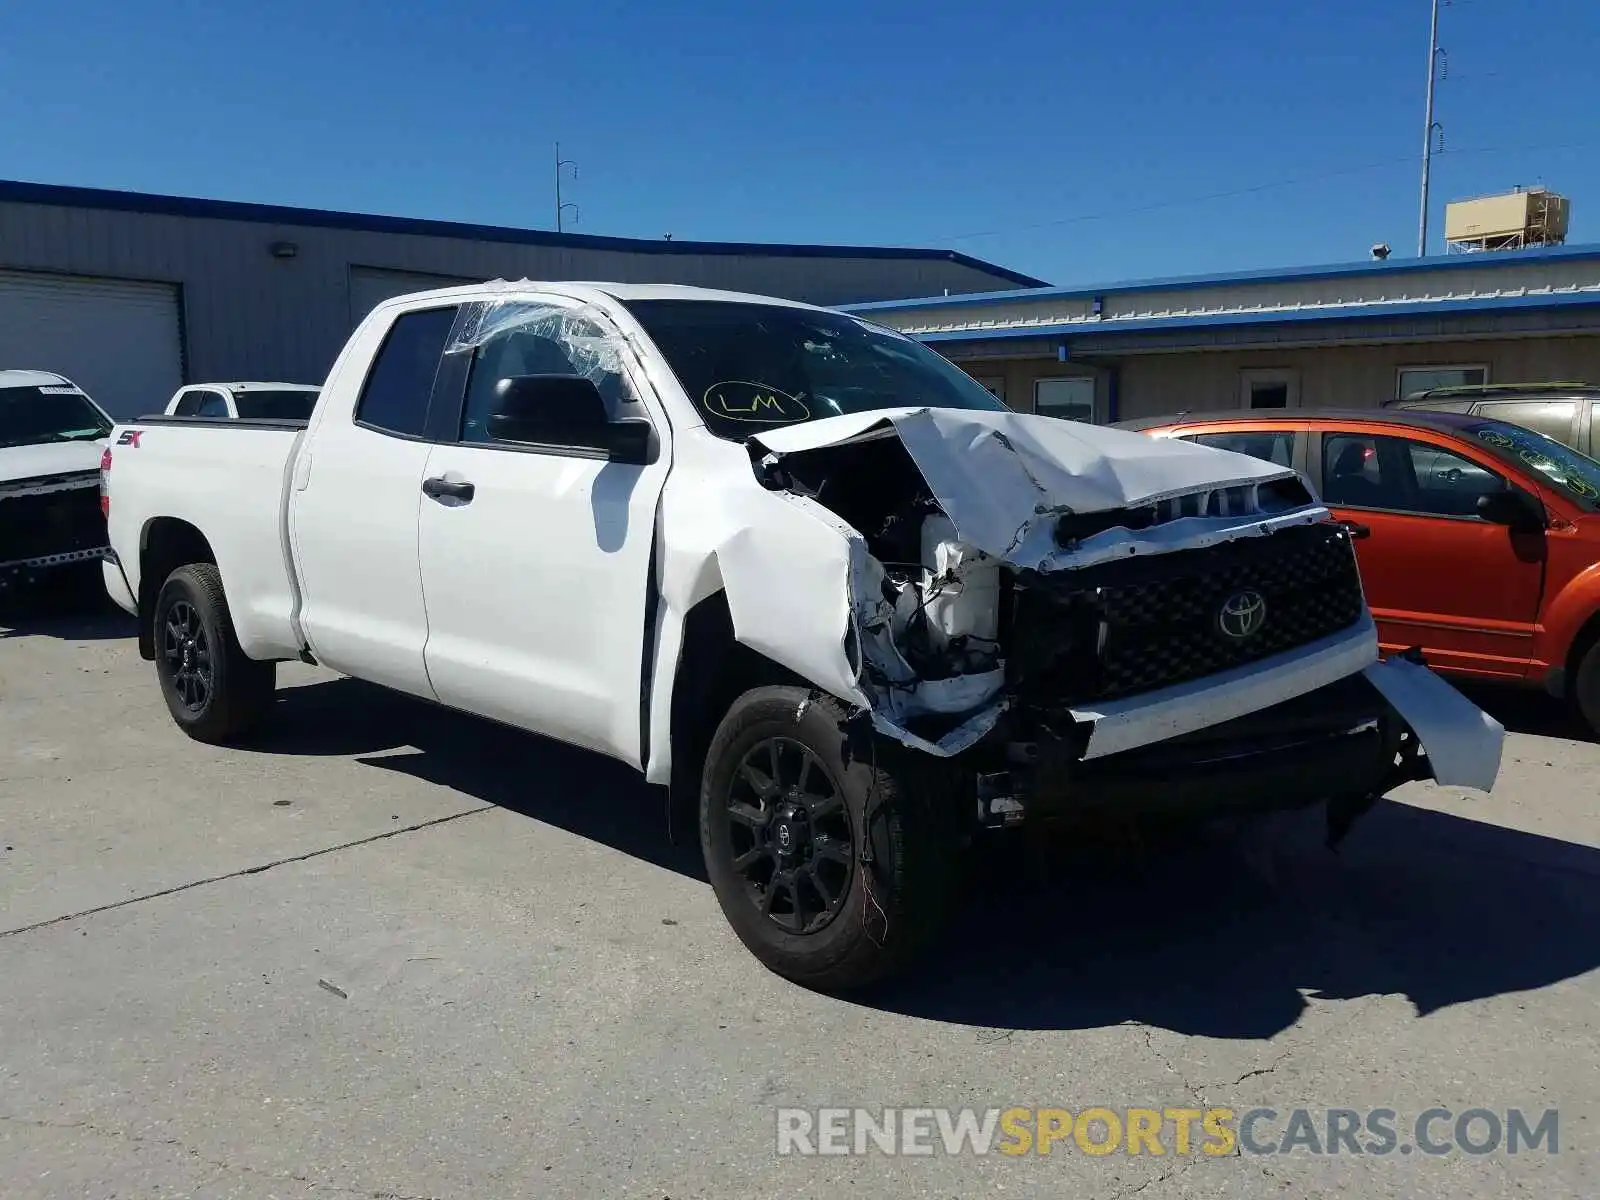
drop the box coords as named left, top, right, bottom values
left=2, top=599, right=1597, bottom=1199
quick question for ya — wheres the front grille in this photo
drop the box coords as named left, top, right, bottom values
left=0, top=481, right=108, bottom=566
left=1010, top=522, right=1365, bottom=706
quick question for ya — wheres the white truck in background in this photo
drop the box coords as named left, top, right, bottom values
left=1, top=369, right=115, bottom=593
left=98, top=281, right=1504, bottom=991
left=163, top=381, right=320, bottom=421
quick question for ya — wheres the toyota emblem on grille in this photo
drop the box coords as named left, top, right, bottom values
left=1217, top=590, right=1268, bottom=640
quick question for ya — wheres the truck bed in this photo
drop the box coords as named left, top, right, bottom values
left=103, top=415, right=308, bottom=660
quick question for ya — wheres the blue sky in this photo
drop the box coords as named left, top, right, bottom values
left=2, top=0, right=1597, bottom=286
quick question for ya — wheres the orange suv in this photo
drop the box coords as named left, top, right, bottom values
left=1119, top=408, right=1600, bottom=731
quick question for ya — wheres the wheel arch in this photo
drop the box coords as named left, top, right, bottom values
left=664, top=587, right=816, bottom=839
left=137, top=518, right=218, bottom=660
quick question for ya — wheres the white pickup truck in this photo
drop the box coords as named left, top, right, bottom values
left=100, top=280, right=1504, bottom=990
left=162, top=382, right=320, bottom=421
left=2, top=369, right=115, bottom=591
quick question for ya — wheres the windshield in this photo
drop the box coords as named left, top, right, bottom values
left=234, top=389, right=319, bottom=420
left=1464, top=418, right=1600, bottom=507
left=621, top=299, right=1006, bottom=439
left=0, top=385, right=113, bottom=449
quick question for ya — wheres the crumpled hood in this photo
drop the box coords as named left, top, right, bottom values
left=0, top=439, right=106, bottom=488
left=749, top=406, right=1302, bottom=566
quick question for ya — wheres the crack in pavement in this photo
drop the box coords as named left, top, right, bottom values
left=0, top=1114, right=442, bottom=1199
left=1099, top=1153, right=1203, bottom=1200
left=0, top=806, right=491, bottom=939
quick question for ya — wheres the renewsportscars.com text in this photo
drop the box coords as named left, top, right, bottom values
left=776, top=1106, right=1559, bottom=1158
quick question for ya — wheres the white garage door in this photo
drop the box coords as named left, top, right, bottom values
left=348, top=267, right=481, bottom=328
left=0, top=270, right=183, bottom=420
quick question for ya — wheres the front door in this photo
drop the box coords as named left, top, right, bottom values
left=416, top=300, right=671, bottom=767
left=1316, top=430, right=1545, bottom=680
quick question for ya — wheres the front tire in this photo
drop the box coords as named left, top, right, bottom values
left=699, top=685, right=958, bottom=992
left=153, top=563, right=275, bottom=743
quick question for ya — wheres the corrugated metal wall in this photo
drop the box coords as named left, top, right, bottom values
left=0, top=198, right=1022, bottom=386
left=958, top=336, right=1600, bottom=420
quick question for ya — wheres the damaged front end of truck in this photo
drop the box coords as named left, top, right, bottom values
left=718, top=406, right=1503, bottom=846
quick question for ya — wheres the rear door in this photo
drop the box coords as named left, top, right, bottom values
left=289, top=304, right=460, bottom=699
left=1311, top=427, right=1545, bottom=680
left=414, top=299, right=671, bottom=767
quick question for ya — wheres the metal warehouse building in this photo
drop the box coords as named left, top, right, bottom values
left=846, top=246, right=1600, bottom=423
left=0, top=180, right=1044, bottom=417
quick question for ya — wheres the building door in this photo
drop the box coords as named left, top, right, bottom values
left=0, top=269, right=182, bottom=419
left=1239, top=369, right=1299, bottom=410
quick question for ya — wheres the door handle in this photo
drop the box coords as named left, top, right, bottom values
left=422, top=476, right=475, bottom=502
left=1338, top=520, right=1371, bottom=540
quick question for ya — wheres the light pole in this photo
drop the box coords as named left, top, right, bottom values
left=1417, top=0, right=1444, bottom=257
left=555, top=142, right=579, bottom=232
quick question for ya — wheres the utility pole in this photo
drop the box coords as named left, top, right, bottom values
left=1417, top=0, right=1444, bottom=257
left=555, top=142, right=579, bottom=232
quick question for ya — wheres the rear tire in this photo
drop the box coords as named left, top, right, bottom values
left=1572, top=637, right=1600, bottom=736
left=699, top=685, right=959, bottom=992
left=153, top=563, right=275, bottom=743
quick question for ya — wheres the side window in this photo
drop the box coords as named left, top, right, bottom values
left=354, top=306, right=459, bottom=438
left=1404, top=439, right=1506, bottom=517
left=1474, top=400, right=1577, bottom=447
left=1322, top=434, right=1403, bottom=510
left=196, top=391, right=230, bottom=418
left=172, top=390, right=202, bottom=416
left=460, top=308, right=640, bottom=446
left=1323, top=433, right=1506, bottom=517
left=1189, top=430, right=1295, bottom=467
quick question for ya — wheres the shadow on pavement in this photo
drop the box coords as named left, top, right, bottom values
left=250, top=676, right=1600, bottom=1039
left=1455, top=680, right=1594, bottom=742
left=867, top=800, right=1600, bottom=1038
left=0, top=568, right=135, bottom=640
left=248, top=676, right=704, bottom=881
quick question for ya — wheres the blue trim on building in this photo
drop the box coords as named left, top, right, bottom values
left=912, top=290, right=1600, bottom=344
left=844, top=243, right=1600, bottom=314
left=0, top=178, right=1050, bottom=289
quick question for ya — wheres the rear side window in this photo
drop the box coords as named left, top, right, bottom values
left=1322, top=434, right=1400, bottom=509
left=1189, top=430, right=1295, bottom=467
left=172, top=390, right=202, bottom=416
left=196, top=391, right=230, bottom=418
left=355, top=306, right=458, bottom=438
left=1473, top=400, right=1577, bottom=447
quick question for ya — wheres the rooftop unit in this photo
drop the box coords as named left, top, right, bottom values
left=1445, top=187, right=1570, bottom=253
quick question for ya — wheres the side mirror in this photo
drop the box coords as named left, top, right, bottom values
left=1477, top=488, right=1544, bottom=533
left=486, top=374, right=654, bottom=464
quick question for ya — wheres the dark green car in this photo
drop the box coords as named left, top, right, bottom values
left=1388, top=383, right=1600, bottom=456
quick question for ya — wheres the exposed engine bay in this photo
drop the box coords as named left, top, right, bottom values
left=745, top=408, right=1386, bottom=761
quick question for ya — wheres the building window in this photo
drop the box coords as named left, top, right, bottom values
left=1396, top=364, right=1488, bottom=400
left=1239, top=369, right=1299, bottom=409
left=1034, top=377, right=1095, bottom=422
left=972, top=376, right=1006, bottom=403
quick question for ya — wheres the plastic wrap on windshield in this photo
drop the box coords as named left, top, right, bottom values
left=445, top=300, right=626, bottom=382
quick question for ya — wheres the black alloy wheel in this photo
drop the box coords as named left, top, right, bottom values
left=726, top=736, right=855, bottom=935
left=161, top=598, right=213, bottom=714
